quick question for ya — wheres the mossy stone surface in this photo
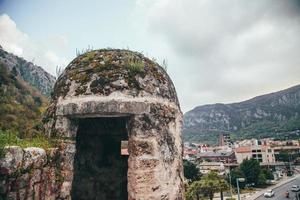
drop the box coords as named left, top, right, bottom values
left=52, top=49, right=179, bottom=105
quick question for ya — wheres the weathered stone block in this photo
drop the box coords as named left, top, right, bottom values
left=23, top=147, right=46, bottom=170
left=17, top=173, right=29, bottom=189
left=30, top=169, right=42, bottom=184
left=33, top=183, right=44, bottom=200
left=0, top=146, right=23, bottom=175
left=47, top=148, right=59, bottom=166
left=130, top=140, right=154, bottom=156
left=7, top=192, right=17, bottom=200
left=131, top=158, right=159, bottom=170
left=60, top=181, right=71, bottom=199
left=18, top=188, right=27, bottom=200
left=59, top=142, right=75, bottom=171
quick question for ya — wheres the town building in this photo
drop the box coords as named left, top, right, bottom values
left=272, top=145, right=300, bottom=160
left=197, top=151, right=236, bottom=163
left=219, top=132, right=232, bottom=146
left=183, top=148, right=199, bottom=161
left=199, top=162, right=225, bottom=175
left=235, top=145, right=275, bottom=164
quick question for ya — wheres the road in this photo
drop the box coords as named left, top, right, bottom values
left=256, top=177, right=300, bottom=200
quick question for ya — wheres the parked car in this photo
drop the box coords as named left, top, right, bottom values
left=291, top=185, right=300, bottom=192
left=264, top=189, right=275, bottom=198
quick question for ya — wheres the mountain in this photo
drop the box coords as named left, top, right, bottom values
left=0, top=60, right=49, bottom=137
left=183, top=85, right=300, bottom=144
left=0, top=46, right=55, bottom=96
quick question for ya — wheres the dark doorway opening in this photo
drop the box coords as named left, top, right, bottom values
left=71, top=117, right=129, bottom=200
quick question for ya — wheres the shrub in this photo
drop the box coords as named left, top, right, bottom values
left=0, top=130, right=54, bottom=158
left=126, top=60, right=144, bottom=73
left=125, top=56, right=144, bottom=73
left=183, top=160, right=202, bottom=181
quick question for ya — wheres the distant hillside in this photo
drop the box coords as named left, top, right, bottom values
left=0, top=61, right=49, bottom=136
left=0, top=46, right=55, bottom=96
left=183, top=85, right=300, bottom=144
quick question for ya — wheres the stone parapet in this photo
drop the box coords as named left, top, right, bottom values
left=0, top=142, right=75, bottom=200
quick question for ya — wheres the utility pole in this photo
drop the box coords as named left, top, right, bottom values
left=228, top=167, right=233, bottom=198
left=288, top=151, right=293, bottom=175
left=236, top=179, right=240, bottom=200
left=289, top=153, right=291, bottom=169
left=236, top=178, right=245, bottom=200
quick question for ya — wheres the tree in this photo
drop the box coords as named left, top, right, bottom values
left=219, top=178, right=229, bottom=200
left=275, top=151, right=290, bottom=162
left=229, top=168, right=246, bottom=189
left=257, top=172, right=267, bottom=186
left=261, top=169, right=274, bottom=180
left=240, top=158, right=261, bottom=186
left=186, top=171, right=229, bottom=200
left=183, top=160, right=201, bottom=181
left=186, top=181, right=202, bottom=200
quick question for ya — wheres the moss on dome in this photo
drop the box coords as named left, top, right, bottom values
left=52, top=49, right=178, bottom=105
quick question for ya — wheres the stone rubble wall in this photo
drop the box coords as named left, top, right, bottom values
left=0, top=142, right=75, bottom=200
left=44, top=96, right=185, bottom=199
left=127, top=103, right=184, bottom=200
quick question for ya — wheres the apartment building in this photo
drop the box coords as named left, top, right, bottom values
left=235, top=145, right=275, bottom=164
left=197, top=151, right=236, bottom=163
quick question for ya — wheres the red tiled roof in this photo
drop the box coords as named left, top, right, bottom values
left=235, top=146, right=251, bottom=153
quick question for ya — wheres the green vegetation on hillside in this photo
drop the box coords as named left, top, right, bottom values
left=235, top=119, right=300, bottom=140
left=0, top=130, right=54, bottom=157
left=183, top=84, right=300, bottom=144
left=0, top=63, right=46, bottom=135
left=183, top=129, right=220, bottom=145
left=0, top=62, right=53, bottom=156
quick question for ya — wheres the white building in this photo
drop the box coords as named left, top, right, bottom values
left=198, top=162, right=225, bottom=175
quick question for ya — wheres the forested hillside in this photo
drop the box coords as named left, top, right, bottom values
left=0, top=62, right=48, bottom=137
left=183, top=85, right=300, bottom=144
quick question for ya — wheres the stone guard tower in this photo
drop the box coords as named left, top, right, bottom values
left=44, top=49, right=184, bottom=200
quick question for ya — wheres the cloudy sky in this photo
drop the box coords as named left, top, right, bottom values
left=0, top=0, right=300, bottom=112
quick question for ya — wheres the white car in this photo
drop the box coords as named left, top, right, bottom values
left=264, top=189, right=275, bottom=198
left=291, top=185, right=300, bottom=192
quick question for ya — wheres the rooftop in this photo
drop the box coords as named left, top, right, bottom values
left=198, top=151, right=233, bottom=157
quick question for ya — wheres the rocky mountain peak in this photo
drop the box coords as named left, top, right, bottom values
left=0, top=47, right=55, bottom=96
left=183, top=84, right=300, bottom=144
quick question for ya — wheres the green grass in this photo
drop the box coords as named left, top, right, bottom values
left=0, top=130, right=55, bottom=158
left=125, top=59, right=144, bottom=73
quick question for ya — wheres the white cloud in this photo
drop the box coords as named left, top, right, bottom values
left=138, top=0, right=300, bottom=112
left=0, top=14, right=28, bottom=56
left=0, top=14, right=67, bottom=75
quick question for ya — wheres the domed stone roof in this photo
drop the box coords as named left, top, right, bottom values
left=53, top=49, right=179, bottom=105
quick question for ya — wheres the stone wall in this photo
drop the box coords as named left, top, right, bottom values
left=0, top=142, right=75, bottom=200
left=45, top=97, right=184, bottom=200
left=127, top=102, right=184, bottom=200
